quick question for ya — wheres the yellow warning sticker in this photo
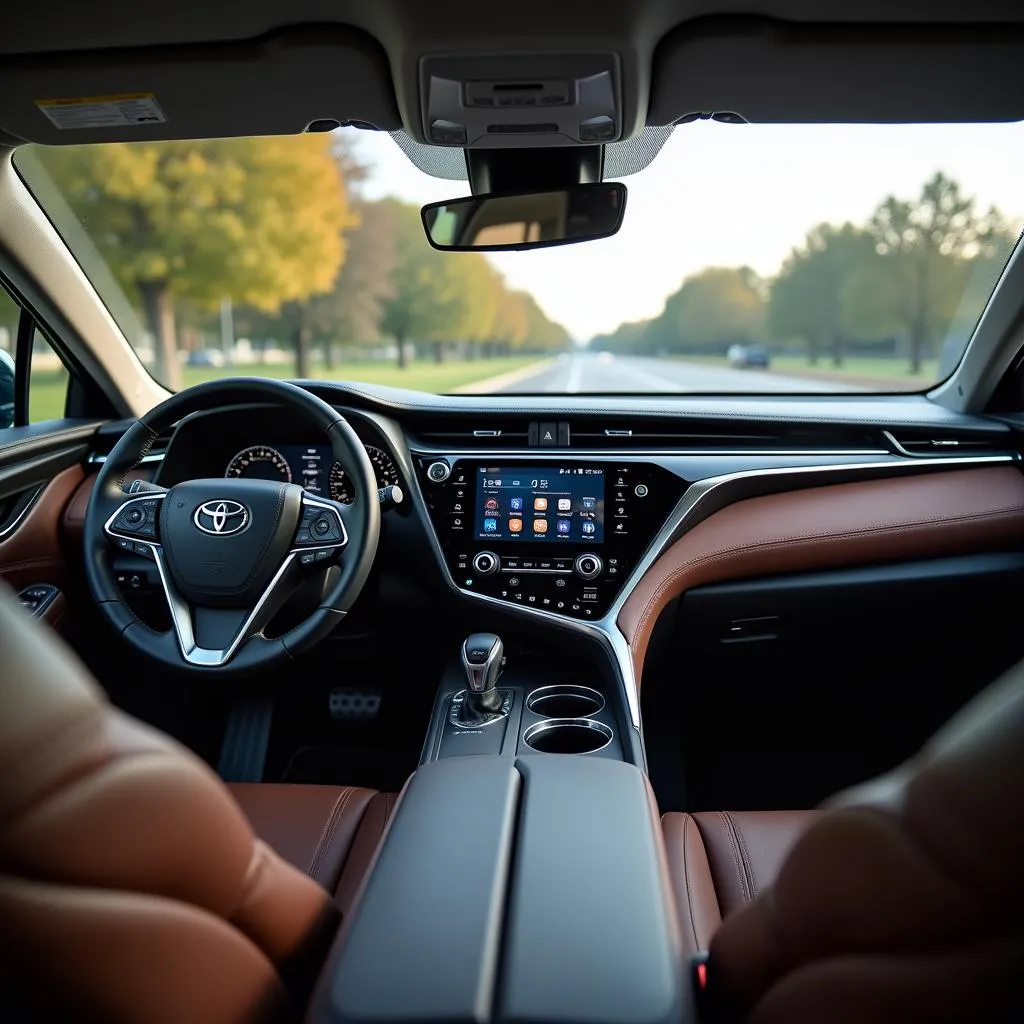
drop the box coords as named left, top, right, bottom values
left=36, top=93, right=166, bottom=130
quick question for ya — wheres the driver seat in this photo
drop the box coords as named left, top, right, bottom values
left=0, top=582, right=396, bottom=1023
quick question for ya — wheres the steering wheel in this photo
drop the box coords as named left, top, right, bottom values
left=84, top=379, right=380, bottom=674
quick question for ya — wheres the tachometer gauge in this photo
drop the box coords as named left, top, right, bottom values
left=365, top=445, right=399, bottom=487
left=226, top=445, right=292, bottom=483
left=328, top=446, right=398, bottom=503
left=329, top=461, right=354, bottom=504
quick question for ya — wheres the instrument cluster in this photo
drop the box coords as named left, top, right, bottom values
left=225, top=442, right=399, bottom=504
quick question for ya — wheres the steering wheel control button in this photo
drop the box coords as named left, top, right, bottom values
left=473, top=551, right=499, bottom=576
left=299, top=551, right=317, bottom=566
left=314, top=548, right=333, bottom=562
left=313, top=516, right=332, bottom=537
left=427, top=460, right=451, bottom=483
left=574, top=554, right=603, bottom=580
left=125, top=507, right=145, bottom=526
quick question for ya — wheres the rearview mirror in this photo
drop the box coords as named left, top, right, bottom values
left=421, top=182, right=626, bottom=252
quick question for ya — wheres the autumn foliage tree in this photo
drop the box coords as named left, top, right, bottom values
left=31, top=136, right=354, bottom=387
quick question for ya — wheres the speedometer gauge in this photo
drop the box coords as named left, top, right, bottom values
left=329, top=461, right=354, bottom=504
left=226, top=446, right=292, bottom=483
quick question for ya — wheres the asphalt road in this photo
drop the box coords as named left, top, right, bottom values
left=495, top=353, right=864, bottom=394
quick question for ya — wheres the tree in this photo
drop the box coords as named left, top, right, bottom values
left=378, top=200, right=471, bottom=368
left=647, top=267, right=764, bottom=355
left=768, top=223, right=877, bottom=366
left=33, top=136, right=354, bottom=387
left=844, top=172, right=1009, bottom=373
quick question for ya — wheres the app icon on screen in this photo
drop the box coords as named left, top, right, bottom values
left=533, top=497, right=548, bottom=511
left=582, top=497, right=596, bottom=509
left=582, top=521, right=596, bottom=535
left=557, top=498, right=572, bottom=511
left=484, top=498, right=498, bottom=511
left=533, top=518, right=548, bottom=534
left=556, top=519, right=571, bottom=535
left=484, top=518, right=498, bottom=533
left=509, top=497, right=523, bottom=512
left=508, top=518, right=523, bottom=533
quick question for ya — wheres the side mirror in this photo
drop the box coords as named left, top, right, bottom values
left=0, top=349, right=14, bottom=429
left=421, top=182, right=626, bottom=252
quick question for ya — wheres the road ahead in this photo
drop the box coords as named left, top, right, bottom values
left=493, top=353, right=863, bottom=394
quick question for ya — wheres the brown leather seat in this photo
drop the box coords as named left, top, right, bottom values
left=229, top=784, right=397, bottom=917
left=0, top=582, right=395, bottom=1022
left=663, top=810, right=817, bottom=955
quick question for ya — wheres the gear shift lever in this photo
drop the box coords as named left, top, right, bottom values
left=458, top=632, right=506, bottom=726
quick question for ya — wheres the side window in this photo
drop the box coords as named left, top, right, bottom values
left=0, top=287, right=16, bottom=428
left=0, top=283, right=70, bottom=427
left=29, top=329, right=70, bottom=423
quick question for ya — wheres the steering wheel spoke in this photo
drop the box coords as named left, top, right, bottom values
left=103, top=491, right=166, bottom=560
left=292, top=491, right=349, bottom=568
left=153, top=549, right=302, bottom=667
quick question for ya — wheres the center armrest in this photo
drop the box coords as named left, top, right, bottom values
left=310, top=756, right=689, bottom=1024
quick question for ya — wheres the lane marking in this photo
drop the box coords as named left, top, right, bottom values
left=565, top=356, right=584, bottom=393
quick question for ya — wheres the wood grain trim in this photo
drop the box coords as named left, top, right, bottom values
left=618, top=466, right=1024, bottom=688
left=0, top=463, right=85, bottom=590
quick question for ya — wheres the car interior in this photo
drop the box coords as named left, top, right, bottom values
left=2, top=2, right=1024, bottom=1022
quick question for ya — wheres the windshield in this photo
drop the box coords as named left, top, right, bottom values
left=13, top=122, right=1024, bottom=396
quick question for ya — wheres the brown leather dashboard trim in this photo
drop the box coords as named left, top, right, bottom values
left=62, top=468, right=149, bottom=545
left=0, top=463, right=85, bottom=590
left=618, top=466, right=1024, bottom=687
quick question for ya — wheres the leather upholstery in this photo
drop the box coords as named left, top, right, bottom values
left=229, top=784, right=392, bottom=906
left=619, top=466, right=1024, bottom=684
left=703, top=664, right=1024, bottom=1023
left=663, top=811, right=816, bottom=955
left=0, top=581, right=343, bottom=1022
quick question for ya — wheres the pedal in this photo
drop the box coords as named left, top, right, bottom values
left=328, top=688, right=382, bottom=721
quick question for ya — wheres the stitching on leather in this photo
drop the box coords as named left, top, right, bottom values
left=718, top=811, right=750, bottom=903
left=681, top=815, right=701, bottom=949
left=308, top=788, right=353, bottom=883
left=728, top=812, right=759, bottom=899
left=630, top=502, right=1024, bottom=659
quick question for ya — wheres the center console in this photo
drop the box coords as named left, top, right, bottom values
left=417, top=458, right=683, bottom=620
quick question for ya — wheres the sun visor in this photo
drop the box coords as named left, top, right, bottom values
left=0, top=27, right=401, bottom=145
left=649, top=19, right=1024, bottom=125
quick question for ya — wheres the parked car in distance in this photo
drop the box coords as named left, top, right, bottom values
left=727, top=344, right=771, bottom=369
left=185, top=349, right=225, bottom=368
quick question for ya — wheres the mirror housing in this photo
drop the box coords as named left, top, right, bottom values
left=421, top=182, right=626, bottom=252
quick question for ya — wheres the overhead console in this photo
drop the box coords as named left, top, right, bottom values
left=419, top=53, right=623, bottom=148
left=417, top=457, right=683, bottom=620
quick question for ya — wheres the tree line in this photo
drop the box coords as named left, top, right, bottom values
left=28, top=136, right=569, bottom=388
left=592, top=173, right=1020, bottom=373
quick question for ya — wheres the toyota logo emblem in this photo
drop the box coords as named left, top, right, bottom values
left=193, top=500, right=250, bottom=536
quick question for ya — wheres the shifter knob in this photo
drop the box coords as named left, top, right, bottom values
left=462, top=633, right=504, bottom=694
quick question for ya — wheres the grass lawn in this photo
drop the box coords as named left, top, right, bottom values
left=27, top=357, right=541, bottom=422
left=179, top=357, right=541, bottom=393
left=681, top=353, right=940, bottom=386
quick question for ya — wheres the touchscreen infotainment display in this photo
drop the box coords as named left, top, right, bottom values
left=474, top=466, right=605, bottom=543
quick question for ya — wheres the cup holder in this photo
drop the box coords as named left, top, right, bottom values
left=523, top=718, right=613, bottom=755
left=527, top=684, right=605, bottom=719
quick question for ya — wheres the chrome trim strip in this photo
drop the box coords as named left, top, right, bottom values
left=405, top=449, right=1018, bottom=734
left=0, top=484, right=43, bottom=540
left=87, top=451, right=166, bottom=466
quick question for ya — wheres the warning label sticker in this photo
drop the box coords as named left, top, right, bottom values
left=35, top=93, right=167, bottom=130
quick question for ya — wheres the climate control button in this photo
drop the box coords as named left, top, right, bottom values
left=574, top=553, right=603, bottom=580
left=473, top=551, right=500, bottom=576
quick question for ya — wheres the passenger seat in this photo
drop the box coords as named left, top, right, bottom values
left=662, top=811, right=816, bottom=955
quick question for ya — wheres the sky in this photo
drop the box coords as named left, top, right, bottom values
left=348, top=121, right=1024, bottom=343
